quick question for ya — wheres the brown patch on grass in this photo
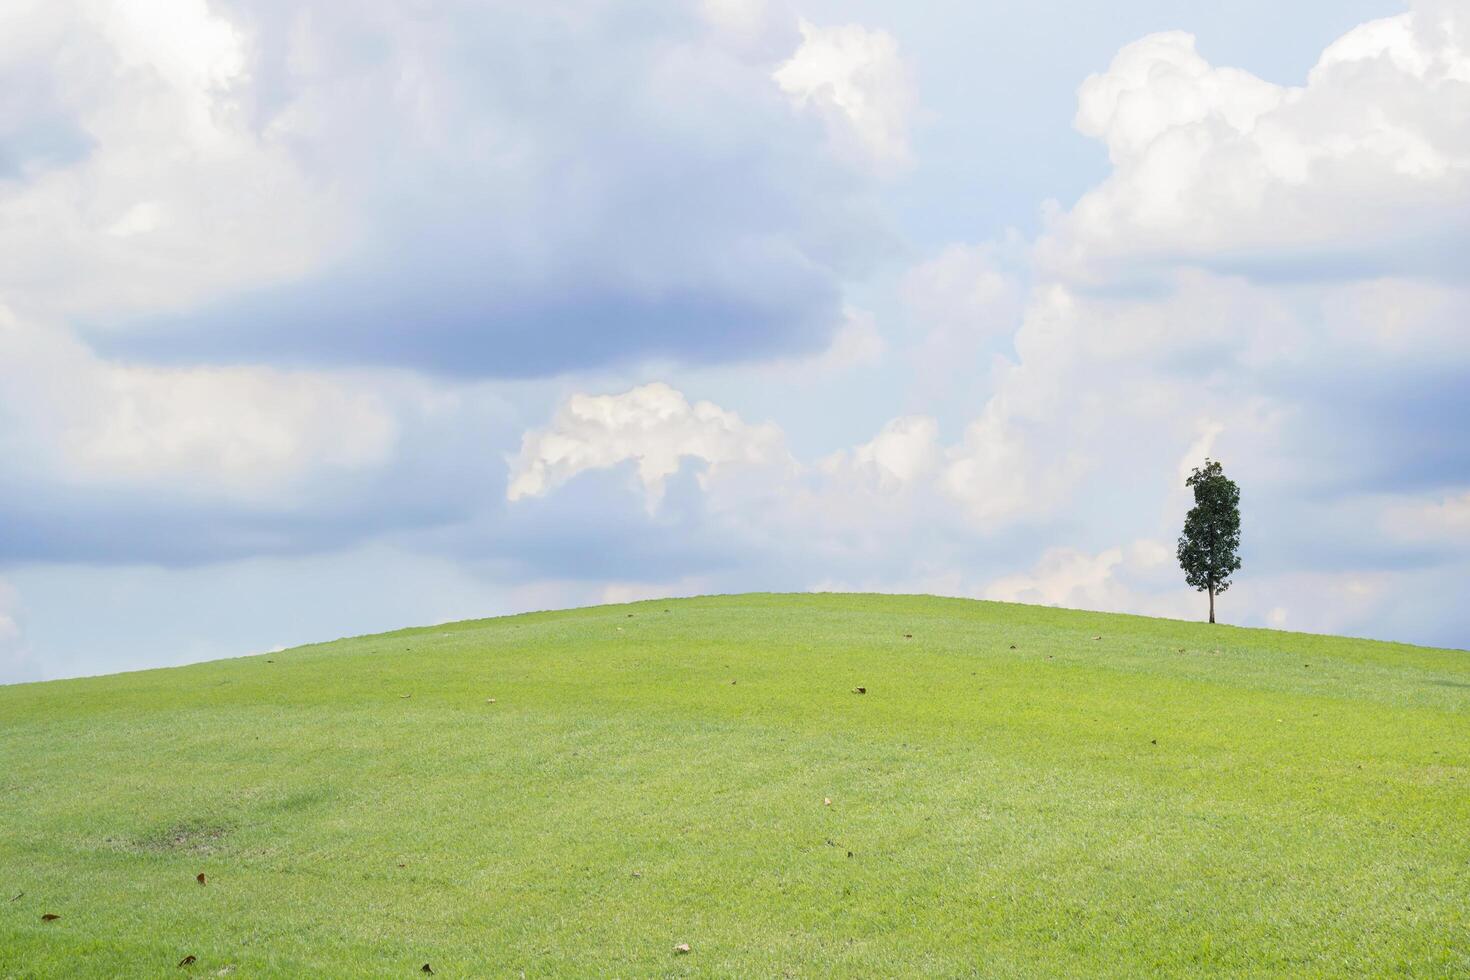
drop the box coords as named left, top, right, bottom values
left=110, top=820, right=234, bottom=856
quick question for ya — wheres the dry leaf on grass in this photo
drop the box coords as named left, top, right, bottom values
left=196, top=873, right=206, bottom=885
left=673, top=943, right=691, bottom=955
left=178, top=955, right=197, bottom=967
left=41, top=913, right=59, bottom=921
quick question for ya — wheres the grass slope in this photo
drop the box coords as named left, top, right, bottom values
left=1, top=593, right=1467, bottom=977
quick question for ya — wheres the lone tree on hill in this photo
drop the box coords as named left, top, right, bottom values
left=1177, top=459, right=1242, bottom=624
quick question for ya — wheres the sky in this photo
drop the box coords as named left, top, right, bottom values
left=2, top=0, right=1468, bottom=683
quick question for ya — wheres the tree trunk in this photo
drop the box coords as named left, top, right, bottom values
left=1208, top=585, right=1215, bottom=624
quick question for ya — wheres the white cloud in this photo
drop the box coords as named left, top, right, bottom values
left=1218, top=568, right=1408, bottom=637
left=899, top=240, right=1025, bottom=398
left=1178, top=421, right=1225, bottom=483
left=940, top=392, right=1090, bottom=529
left=803, top=537, right=1197, bottom=624
left=507, top=385, right=964, bottom=580
left=819, top=415, right=940, bottom=492
left=811, top=307, right=887, bottom=372
left=1382, top=489, right=1470, bottom=542
left=984, top=545, right=1122, bottom=606
left=2, top=0, right=905, bottom=375
left=0, top=307, right=401, bottom=501
left=506, top=383, right=790, bottom=508
left=1074, top=31, right=1282, bottom=167
left=774, top=19, right=918, bottom=171
left=100, top=0, right=247, bottom=98
left=766, top=306, right=886, bottom=377
left=699, top=0, right=796, bottom=53
left=504, top=376, right=1214, bottom=618
left=974, top=539, right=1454, bottom=637
left=0, top=0, right=916, bottom=558
left=849, top=416, right=941, bottom=488
left=1041, top=2, right=1470, bottom=281
left=983, top=540, right=1197, bottom=619
left=0, top=579, right=38, bottom=684
left=508, top=378, right=1065, bottom=538
left=65, top=364, right=399, bottom=495
left=902, top=242, right=1022, bottom=340
left=0, top=0, right=929, bottom=570
left=0, top=0, right=339, bottom=321
left=911, top=250, right=1470, bottom=535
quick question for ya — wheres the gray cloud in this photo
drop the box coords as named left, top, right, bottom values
left=77, top=0, right=893, bottom=375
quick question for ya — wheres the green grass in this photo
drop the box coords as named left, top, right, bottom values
left=1, top=593, right=1467, bottom=977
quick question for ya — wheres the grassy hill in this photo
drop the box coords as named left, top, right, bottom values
left=1, top=593, right=1466, bottom=977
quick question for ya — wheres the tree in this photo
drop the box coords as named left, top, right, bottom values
left=1177, top=459, right=1242, bottom=624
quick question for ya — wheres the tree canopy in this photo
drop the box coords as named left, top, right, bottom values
left=1177, top=459, right=1242, bottom=624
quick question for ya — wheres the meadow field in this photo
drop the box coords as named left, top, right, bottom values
left=1, top=593, right=1466, bottom=977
